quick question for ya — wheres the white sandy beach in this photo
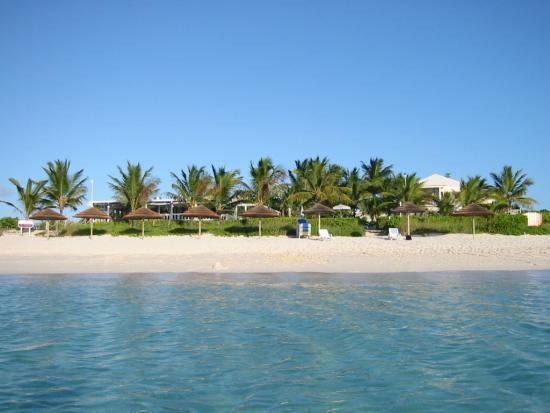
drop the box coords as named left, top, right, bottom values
left=0, top=233, right=549, bottom=274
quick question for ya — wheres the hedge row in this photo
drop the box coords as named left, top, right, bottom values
left=377, top=214, right=550, bottom=235
left=59, top=217, right=367, bottom=237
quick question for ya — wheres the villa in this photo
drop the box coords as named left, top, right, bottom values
left=420, top=174, right=461, bottom=200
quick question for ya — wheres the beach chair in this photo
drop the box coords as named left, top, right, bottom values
left=296, top=219, right=311, bottom=238
left=388, top=227, right=399, bottom=240
left=319, top=229, right=332, bottom=240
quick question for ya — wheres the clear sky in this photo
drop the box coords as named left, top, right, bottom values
left=1, top=0, right=549, bottom=216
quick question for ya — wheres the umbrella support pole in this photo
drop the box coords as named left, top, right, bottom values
left=473, top=218, right=475, bottom=238
left=199, top=220, right=202, bottom=236
left=142, top=220, right=145, bottom=239
left=46, top=221, right=50, bottom=239
left=318, top=214, right=321, bottom=237
left=406, top=214, right=412, bottom=240
left=90, top=220, right=93, bottom=239
left=259, top=219, right=262, bottom=237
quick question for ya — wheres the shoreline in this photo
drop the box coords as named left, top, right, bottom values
left=1, top=233, right=549, bottom=275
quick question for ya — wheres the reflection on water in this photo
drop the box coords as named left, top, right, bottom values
left=1, top=271, right=550, bottom=412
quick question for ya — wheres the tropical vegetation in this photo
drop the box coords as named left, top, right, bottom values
left=1, top=157, right=544, bottom=236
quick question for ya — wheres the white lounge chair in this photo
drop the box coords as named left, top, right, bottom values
left=388, top=227, right=399, bottom=240
left=319, top=229, right=332, bottom=240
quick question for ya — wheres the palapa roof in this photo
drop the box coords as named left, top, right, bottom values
left=453, top=204, right=493, bottom=217
left=241, top=204, right=279, bottom=218
left=303, top=203, right=335, bottom=216
left=181, top=205, right=220, bottom=219
left=30, top=208, right=67, bottom=221
left=392, top=202, right=425, bottom=214
left=74, top=207, right=111, bottom=220
left=123, top=207, right=162, bottom=220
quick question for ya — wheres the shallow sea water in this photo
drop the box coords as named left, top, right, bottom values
left=1, top=271, right=550, bottom=412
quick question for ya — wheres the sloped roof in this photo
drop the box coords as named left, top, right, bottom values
left=420, top=174, right=460, bottom=188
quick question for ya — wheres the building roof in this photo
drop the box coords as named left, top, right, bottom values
left=420, top=174, right=460, bottom=189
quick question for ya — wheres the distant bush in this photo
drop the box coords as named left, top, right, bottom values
left=0, top=217, right=17, bottom=230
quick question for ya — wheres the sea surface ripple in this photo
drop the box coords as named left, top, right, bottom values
left=1, top=271, right=550, bottom=412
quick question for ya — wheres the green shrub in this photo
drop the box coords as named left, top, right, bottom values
left=0, top=217, right=17, bottom=230
left=376, top=213, right=550, bottom=235
left=58, top=217, right=366, bottom=237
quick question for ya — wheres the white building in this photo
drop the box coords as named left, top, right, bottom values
left=420, top=174, right=461, bottom=200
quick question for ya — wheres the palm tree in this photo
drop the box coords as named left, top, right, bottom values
left=109, top=162, right=159, bottom=212
left=342, top=167, right=363, bottom=215
left=8, top=178, right=47, bottom=219
left=361, top=158, right=393, bottom=195
left=490, top=165, right=535, bottom=212
left=288, top=157, right=349, bottom=205
left=169, top=165, right=212, bottom=207
left=42, top=159, right=88, bottom=215
left=435, top=192, right=456, bottom=215
left=458, top=176, right=490, bottom=206
left=389, top=173, right=428, bottom=205
left=360, top=195, right=392, bottom=224
left=210, top=165, right=242, bottom=214
left=360, top=158, right=394, bottom=221
left=247, top=157, right=286, bottom=204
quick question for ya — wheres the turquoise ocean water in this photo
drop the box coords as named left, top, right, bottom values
left=1, top=272, right=549, bottom=412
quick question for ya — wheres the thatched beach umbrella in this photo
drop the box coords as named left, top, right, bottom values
left=30, top=208, right=67, bottom=238
left=123, top=207, right=162, bottom=238
left=453, top=203, right=493, bottom=237
left=304, top=203, right=335, bottom=236
left=74, top=207, right=111, bottom=238
left=241, top=204, right=279, bottom=236
left=181, top=205, right=220, bottom=235
left=392, top=202, right=425, bottom=240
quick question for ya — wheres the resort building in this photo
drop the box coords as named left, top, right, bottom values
left=420, top=174, right=461, bottom=200
left=90, top=197, right=185, bottom=220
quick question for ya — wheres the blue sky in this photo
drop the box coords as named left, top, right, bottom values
left=1, top=0, right=549, bottom=215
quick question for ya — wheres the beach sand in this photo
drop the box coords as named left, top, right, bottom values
left=0, top=233, right=549, bottom=274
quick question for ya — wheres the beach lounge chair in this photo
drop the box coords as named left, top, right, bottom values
left=388, top=227, right=399, bottom=240
left=319, top=229, right=332, bottom=240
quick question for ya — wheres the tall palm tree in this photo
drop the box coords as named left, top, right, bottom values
left=490, top=165, right=535, bottom=211
left=210, top=165, right=242, bottom=214
left=389, top=173, right=428, bottom=205
left=360, top=158, right=394, bottom=221
left=458, top=176, right=490, bottom=206
left=42, top=159, right=88, bottom=215
left=8, top=178, right=47, bottom=219
left=109, top=162, right=159, bottom=212
left=342, top=167, right=363, bottom=215
left=361, top=158, right=393, bottom=196
left=169, top=165, right=212, bottom=207
left=247, top=157, right=286, bottom=204
left=288, top=157, right=349, bottom=205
